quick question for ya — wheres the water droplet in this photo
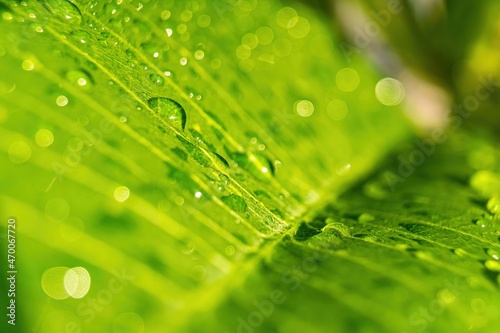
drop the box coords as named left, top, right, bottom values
left=22, top=59, right=35, bottom=71
left=219, top=173, right=229, bottom=184
left=221, top=194, right=247, bottom=213
left=336, top=68, right=360, bottom=92
left=66, top=69, right=93, bottom=88
left=475, top=218, right=488, bottom=228
left=487, top=196, right=500, bottom=215
left=114, top=186, right=130, bottom=202
left=180, top=57, right=188, bottom=66
left=2, top=12, right=13, bottom=21
left=42, top=0, right=82, bottom=25
left=194, top=191, right=202, bottom=198
left=485, top=260, right=500, bottom=272
left=149, top=74, right=164, bottom=85
left=36, top=129, right=54, bottom=147
left=175, top=196, right=185, bottom=206
left=194, top=50, right=205, bottom=60
left=295, top=100, right=314, bottom=117
left=148, top=97, right=186, bottom=131
left=486, top=248, right=500, bottom=260
left=71, top=30, right=91, bottom=44
left=160, top=10, right=171, bottom=20
left=375, top=78, right=405, bottom=106
left=165, top=28, right=173, bottom=37
left=8, top=141, right=31, bottom=164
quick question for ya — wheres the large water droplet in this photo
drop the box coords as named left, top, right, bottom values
left=43, top=0, right=82, bottom=25
left=148, top=97, right=186, bottom=131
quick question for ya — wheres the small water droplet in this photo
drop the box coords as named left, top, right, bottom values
left=35, top=129, right=54, bottom=147
left=71, top=30, right=91, bottom=44
left=56, top=95, right=69, bottom=106
left=66, top=69, right=93, bottom=88
left=114, top=186, right=130, bottom=202
left=22, top=59, right=35, bottom=71
left=486, top=248, right=500, bottom=260
left=194, top=191, right=202, bottom=199
left=295, top=100, right=314, bottom=117
left=149, top=74, right=164, bottom=86
left=475, top=218, right=488, bottom=228
left=229, top=150, right=274, bottom=181
left=148, top=97, right=186, bottom=131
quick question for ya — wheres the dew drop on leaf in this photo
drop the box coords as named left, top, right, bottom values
left=149, top=74, right=164, bottom=86
left=42, top=0, right=82, bottom=25
left=486, top=248, right=500, bottom=260
left=148, top=97, right=186, bottom=131
left=229, top=151, right=274, bottom=181
left=71, top=30, right=91, bottom=44
left=66, top=69, right=93, bottom=88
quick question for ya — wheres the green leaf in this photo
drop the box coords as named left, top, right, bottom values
left=5, top=1, right=499, bottom=333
